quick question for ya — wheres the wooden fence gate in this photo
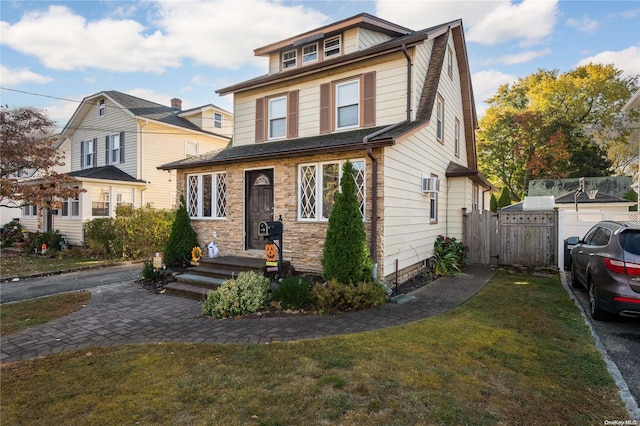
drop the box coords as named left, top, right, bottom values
left=463, top=210, right=558, bottom=267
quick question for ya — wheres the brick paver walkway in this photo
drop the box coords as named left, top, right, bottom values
left=0, top=265, right=496, bottom=363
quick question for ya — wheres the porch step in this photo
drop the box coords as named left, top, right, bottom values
left=166, top=256, right=292, bottom=301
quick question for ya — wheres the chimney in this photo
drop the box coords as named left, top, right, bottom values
left=171, top=98, right=182, bottom=110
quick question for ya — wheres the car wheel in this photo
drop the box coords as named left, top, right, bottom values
left=588, top=278, right=614, bottom=321
left=570, top=265, right=581, bottom=289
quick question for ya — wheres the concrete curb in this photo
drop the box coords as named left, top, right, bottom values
left=559, top=271, right=640, bottom=421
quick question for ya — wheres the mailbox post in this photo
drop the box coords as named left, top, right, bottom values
left=258, top=218, right=283, bottom=276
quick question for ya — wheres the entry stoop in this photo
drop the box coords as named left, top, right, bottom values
left=164, top=256, right=287, bottom=300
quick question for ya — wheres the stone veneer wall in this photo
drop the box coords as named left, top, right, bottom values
left=176, top=148, right=385, bottom=278
left=386, top=260, right=425, bottom=285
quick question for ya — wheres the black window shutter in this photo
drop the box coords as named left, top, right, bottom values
left=80, top=141, right=84, bottom=168
left=92, top=138, right=97, bottom=167
left=120, top=131, right=125, bottom=163
left=105, top=136, right=110, bottom=165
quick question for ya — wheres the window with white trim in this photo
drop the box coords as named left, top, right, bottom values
left=268, top=96, right=286, bottom=139
left=60, top=188, right=80, bottom=218
left=98, top=99, right=105, bottom=117
left=187, top=172, right=227, bottom=219
left=324, top=36, right=341, bottom=58
left=282, top=49, right=297, bottom=69
left=436, top=94, right=444, bottom=143
left=22, top=205, right=38, bottom=217
left=447, top=47, right=453, bottom=78
left=472, top=183, right=480, bottom=212
left=92, top=188, right=110, bottom=217
left=83, top=140, right=95, bottom=169
left=302, top=43, right=318, bottom=64
left=454, top=118, right=460, bottom=157
left=429, top=175, right=439, bottom=222
left=214, top=113, right=222, bottom=129
left=336, top=80, right=359, bottom=129
left=298, top=159, right=365, bottom=221
left=109, top=133, right=121, bottom=164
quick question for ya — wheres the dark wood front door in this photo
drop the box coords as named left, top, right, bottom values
left=246, top=169, right=274, bottom=250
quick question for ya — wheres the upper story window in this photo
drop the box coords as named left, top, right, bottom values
left=436, top=94, right=444, bottom=143
left=98, top=99, right=105, bottom=117
left=82, top=139, right=97, bottom=169
left=302, top=43, right=318, bottom=64
left=268, top=96, right=287, bottom=139
left=336, top=80, right=360, bottom=130
left=447, top=47, right=453, bottom=78
left=454, top=118, right=460, bottom=157
left=324, top=36, right=341, bottom=58
left=282, top=49, right=297, bottom=69
left=214, top=112, right=222, bottom=129
left=107, top=133, right=124, bottom=165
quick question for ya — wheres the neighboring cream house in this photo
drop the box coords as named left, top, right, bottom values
left=20, top=91, right=232, bottom=245
left=161, top=13, right=491, bottom=283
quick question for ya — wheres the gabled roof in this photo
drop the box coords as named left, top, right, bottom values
left=67, top=165, right=147, bottom=184
left=60, top=91, right=231, bottom=140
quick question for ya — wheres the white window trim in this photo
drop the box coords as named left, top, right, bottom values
left=436, top=94, right=444, bottom=143
left=59, top=190, right=80, bottom=219
left=454, top=118, right=460, bottom=157
left=297, top=159, right=365, bottom=222
left=187, top=172, right=227, bottom=220
left=214, top=112, right=222, bottom=129
left=335, top=79, right=360, bottom=130
left=302, top=43, right=318, bottom=64
left=268, top=96, right=287, bottom=140
left=98, top=99, right=105, bottom=117
left=282, top=49, right=297, bottom=69
left=107, top=133, right=120, bottom=164
left=324, top=35, right=341, bottom=58
left=447, top=47, right=453, bottom=78
left=83, top=140, right=94, bottom=169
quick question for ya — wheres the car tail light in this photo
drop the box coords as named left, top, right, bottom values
left=613, top=296, right=640, bottom=305
left=603, top=258, right=640, bottom=276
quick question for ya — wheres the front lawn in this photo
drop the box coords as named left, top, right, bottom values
left=0, top=256, right=115, bottom=280
left=0, top=272, right=628, bottom=424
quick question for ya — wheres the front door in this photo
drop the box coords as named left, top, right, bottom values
left=246, top=169, right=274, bottom=250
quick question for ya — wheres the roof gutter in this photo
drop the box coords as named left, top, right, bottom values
left=363, top=43, right=412, bottom=272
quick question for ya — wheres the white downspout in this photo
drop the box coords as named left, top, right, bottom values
left=139, top=120, right=148, bottom=208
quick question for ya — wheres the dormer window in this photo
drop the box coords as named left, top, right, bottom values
left=214, top=112, right=222, bottom=129
left=282, top=50, right=297, bottom=69
left=302, top=43, right=318, bottom=64
left=324, top=36, right=341, bottom=58
left=98, top=99, right=105, bottom=117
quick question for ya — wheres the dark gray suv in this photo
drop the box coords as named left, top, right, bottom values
left=569, top=220, right=640, bottom=321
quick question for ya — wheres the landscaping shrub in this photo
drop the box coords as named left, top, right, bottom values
left=202, top=271, right=271, bottom=318
left=490, top=193, right=498, bottom=212
left=84, top=217, right=121, bottom=258
left=310, top=279, right=387, bottom=313
left=497, top=187, right=512, bottom=209
left=322, top=160, right=372, bottom=284
left=272, top=276, right=312, bottom=309
left=432, top=235, right=467, bottom=276
left=164, top=195, right=199, bottom=266
left=0, top=220, right=25, bottom=248
left=26, top=230, right=63, bottom=255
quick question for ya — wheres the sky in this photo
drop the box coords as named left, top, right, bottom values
left=1, top=0, right=639, bottom=131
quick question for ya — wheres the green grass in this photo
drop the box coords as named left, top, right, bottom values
left=0, top=256, right=114, bottom=279
left=0, top=272, right=628, bottom=425
left=0, top=292, right=91, bottom=336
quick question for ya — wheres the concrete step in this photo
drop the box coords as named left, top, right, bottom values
left=164, top=282, right=214, bottom=301
left=175, top=273, right=225, bottom=288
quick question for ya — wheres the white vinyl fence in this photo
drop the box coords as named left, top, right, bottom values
left=557, top=210, right=640, bottom=269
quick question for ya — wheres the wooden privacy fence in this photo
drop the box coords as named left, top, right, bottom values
left=463, top=210, right=558, bottom=267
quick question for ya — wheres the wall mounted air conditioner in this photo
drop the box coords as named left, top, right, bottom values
left=421, top=176, right=440, bottom=193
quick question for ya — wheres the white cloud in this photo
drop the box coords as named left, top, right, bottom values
left=495, top=48, right=552, bottom=65
left=0, top=1, right=328, bottom=74
left=375, top=0, right=558, bottom=46
left=43, top=99, right=83, bottom=131
left=0, top=65, right=53, bottom=85
left=577, top=45, right=640, bottom=78
left=566, top=16, right=599, bottom=33
left=472, top=69, right=517, bottom=104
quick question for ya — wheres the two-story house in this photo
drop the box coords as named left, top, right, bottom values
left=160, top=13, right=492, bottom=283
left=20, top=91, right=232, bottom=246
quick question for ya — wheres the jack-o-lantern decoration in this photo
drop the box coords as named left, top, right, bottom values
left=265, top=243, right=278, bottom=262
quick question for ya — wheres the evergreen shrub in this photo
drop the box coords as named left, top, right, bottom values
left=202, top=271, right=271, bottom=318
left=310, top=279, right=386, bottom=313
left=163, top=195, right=199, bottom=266
left=272, top=276, right=312, bottom=309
